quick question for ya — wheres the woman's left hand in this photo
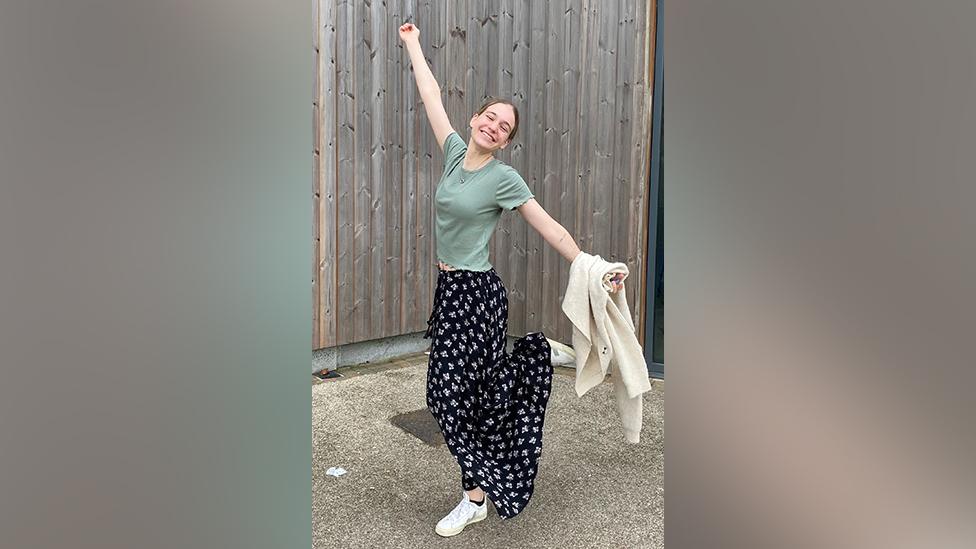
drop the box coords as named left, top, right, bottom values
left=607, top=272, right=626, bottom=293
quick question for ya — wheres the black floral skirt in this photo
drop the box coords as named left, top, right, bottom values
left=424, top=268, right=553, bottom=519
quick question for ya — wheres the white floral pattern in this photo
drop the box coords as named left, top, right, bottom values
left=424, top=268, right=553, bottom=519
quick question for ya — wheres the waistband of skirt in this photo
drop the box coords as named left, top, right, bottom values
left=436, top=263, right=496, bottom=275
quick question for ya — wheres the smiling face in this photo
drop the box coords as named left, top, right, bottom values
left=468, top=101, right=518, bottom=152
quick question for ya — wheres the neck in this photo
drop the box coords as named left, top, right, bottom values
left=463, top=145, right=493, bottom=170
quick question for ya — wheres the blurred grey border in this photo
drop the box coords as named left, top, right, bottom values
left=666, top=1, right=976, bottom=548
left=1, top=1, right=311, bottom=548
left=3, top=1, right=976, bottom=548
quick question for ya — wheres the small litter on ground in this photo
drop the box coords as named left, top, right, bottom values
left=326, top=467, right=347, bottom=477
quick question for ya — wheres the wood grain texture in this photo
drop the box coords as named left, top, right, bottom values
left=313, top=0, right=322, bottom=348
left=575, top=0, right=596, bottom=262
left=633, top=0, right=657, bottom=338
left=316, top=0, right=339, bottom=349
left=335, top=0, right=357, bottom=345
left=353, top=0, right=372, bottom=339
left=314, top=0, right=657, bottom=350
left=489, top=0, right=515, bottom=283
left=556, top=0, right=583, bottom=344
left=367, top=0, right=387, bottom=338
left=399, top=0, right=421, bottom=332
left=540, top=0, right=563, bottom=339
left=519, top=0, right=546, bottom=336
left=381, top=0, right=403, bottom=337
left=421, top=0, right=440, bottom=317
left=590, top=0, right=617, bottom=260
left=506, top=0, right=532, bottom=336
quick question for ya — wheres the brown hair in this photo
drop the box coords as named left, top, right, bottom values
left=476, top=97, right=520, bottom=142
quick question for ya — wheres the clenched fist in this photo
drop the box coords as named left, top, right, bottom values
left=398, top=22, right=420, bottom=43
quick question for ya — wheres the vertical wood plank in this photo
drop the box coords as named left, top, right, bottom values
left=317, top=0, right=339, bottom=349
left=480, top=0, right=499, bottom=106
left=400, top=0, right=421, bottom=332
left=313, top=0, right=322, bottom=348
left=354, top=1, right=372, bottom=339
left=631, top=0, right=656, bottom=334
left=624, top=0, right=643, bottom=323
left=465, top=0, right=482, bottom=114
left=611, top=0, right=634, bottom=274
left=445, top=2, right=468, bottom=133
left=575, top=0, right=596, bottom=263
left=469, top=1, right=482, bottom=112
left=556, top=0, right=583, bottom=344
left=490, top=0, right=515, bottom=282
left=590, top=0, right=617, bottom=260
left=368, top=0, right=388, bottom=338
left=385, top=0, right=403, bottom=337
left=507, top=0, right=532, bottom=336
left=540, top=0, right=564, bottom=339
left=521, top=0, right=548, bottom=333
left=336, top=0, right=357, bottom=345
left=421, top=0, right=440, bottom=317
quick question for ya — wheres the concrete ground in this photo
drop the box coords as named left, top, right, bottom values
left=313, top=352, right=664, bottom=549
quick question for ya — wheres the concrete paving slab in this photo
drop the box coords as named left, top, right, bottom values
left=313, top=353, right=663, bottom=548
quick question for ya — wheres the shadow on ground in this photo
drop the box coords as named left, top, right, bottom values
left=313, top=352, right=663, bottom=549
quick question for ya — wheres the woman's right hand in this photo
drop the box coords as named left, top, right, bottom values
left=398, top=23, right=420, bottom=43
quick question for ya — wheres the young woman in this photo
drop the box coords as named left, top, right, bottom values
left=398, top=22, right=624, bottom=537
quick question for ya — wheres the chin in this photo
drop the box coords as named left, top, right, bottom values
left=473, top=132, right=498, bottom=150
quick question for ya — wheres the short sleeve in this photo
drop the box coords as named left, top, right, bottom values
left=442, top=132, right=466, bottom=171
left=496, top=168, right=534, bottom=210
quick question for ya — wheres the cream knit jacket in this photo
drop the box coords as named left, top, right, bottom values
left=561, top=252, right=652, bottom=443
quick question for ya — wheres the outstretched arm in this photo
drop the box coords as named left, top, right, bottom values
left=518, top=199, right=582, bottom=262
left=518, top=199, right=626, bottom=292
left=398, top=23, right=455, bottom=151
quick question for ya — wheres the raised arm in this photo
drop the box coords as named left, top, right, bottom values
left=398, top=23, right=455, bottom=151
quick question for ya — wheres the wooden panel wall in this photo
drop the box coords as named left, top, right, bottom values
left=314, top=0, right=656, bottom=349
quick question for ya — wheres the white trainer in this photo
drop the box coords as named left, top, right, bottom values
left=434, top=493, right=488, bottom=537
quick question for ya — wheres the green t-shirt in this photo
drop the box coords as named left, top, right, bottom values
left=434, top=132, right=534, bottom=271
